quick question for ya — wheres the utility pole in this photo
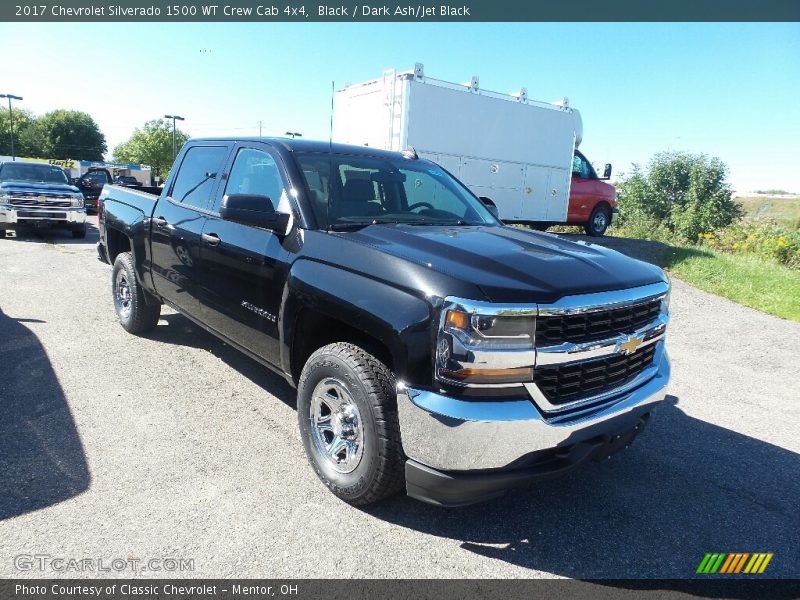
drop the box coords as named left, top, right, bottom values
left=258, top=120, right=263, bottom=137
left=164, top=114, right=185, bottom=159
left=1, top=94, right=24, bottom=161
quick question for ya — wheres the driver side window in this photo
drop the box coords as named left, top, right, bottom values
left=224, top=148, right=286, bottom=210
left=572, top=154, right=592, bottom=179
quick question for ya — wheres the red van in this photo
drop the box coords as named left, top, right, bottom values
left=568, top=149, right=617, bottom=236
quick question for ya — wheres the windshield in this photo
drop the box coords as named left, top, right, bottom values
left=84, top=172, right=109, bottom=183
left=0, top=163, right=69, bottom=185
left=296, top=153, right=498, bottom=229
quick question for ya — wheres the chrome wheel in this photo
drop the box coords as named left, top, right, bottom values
left=115, top=269, right=132, bottom=318
left=593, top=210, right=608, bottom=231
left=309, top=378, right=364, bottom=474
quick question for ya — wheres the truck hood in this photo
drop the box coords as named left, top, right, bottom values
left=0, top=181, right=80, bottom=195
left=335, top=224, right=666, bottom=303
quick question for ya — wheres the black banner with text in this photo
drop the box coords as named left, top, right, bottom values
left=3, top=0, right=800, bottom=22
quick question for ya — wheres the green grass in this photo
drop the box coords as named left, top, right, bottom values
left=519, top=220, right=800, bottom=320
left=735, top=195, right=800, bottom=228
left=660, top=246, right=800, bottom=321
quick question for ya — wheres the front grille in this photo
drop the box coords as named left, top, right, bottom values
left=536, top=298, right=662, bottom=347
left=9, top=193, right=73, bottom=208
left=10, top=198, right=72, bottom=207
left=533, top=343, right=657, bottom=406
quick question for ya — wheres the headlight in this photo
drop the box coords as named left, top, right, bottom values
left=71, top=193, right=84, bottom=207
left=660, top=275, right=671, bottom=315
left=436, top=298, right=536, bottom=385
left=0, top=191, right=10, bottom=204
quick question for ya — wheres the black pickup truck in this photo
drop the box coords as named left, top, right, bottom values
left=98, top=138, right=671, bottom=506
left=75, top=167, right=113, bottom=213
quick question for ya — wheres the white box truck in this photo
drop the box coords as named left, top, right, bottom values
left=333, top=64, right=617, bottom=236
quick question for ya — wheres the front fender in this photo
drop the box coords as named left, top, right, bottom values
left=281, top=259, right=435, bottom=386
left=102, top=200, right=156, bottom=297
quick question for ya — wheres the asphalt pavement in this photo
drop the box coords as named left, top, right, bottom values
left=0, top=219, right=798, bottom=579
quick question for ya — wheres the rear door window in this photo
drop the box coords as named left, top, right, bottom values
left=169, top=146, right=229, bottom=211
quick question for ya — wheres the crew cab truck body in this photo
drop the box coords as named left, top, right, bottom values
left=98, top=137, right=670, bottom=506
left=333, top=64, right=617, bottom=236
left=0, top=161, right=87, bottom=238
left=75, top=167, right=113, bottom=214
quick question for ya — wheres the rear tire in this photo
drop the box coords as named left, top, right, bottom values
left=112, top=252, right=161, bottom=334
left=584, top=205, right=610, bottom=237
left=297, top=342, right=405, bottom=505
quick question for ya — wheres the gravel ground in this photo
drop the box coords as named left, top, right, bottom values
left=0, top=220, right=798, bottom=579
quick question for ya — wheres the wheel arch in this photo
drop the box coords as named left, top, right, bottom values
left=105, top=227, right=132, bottom=264
left=281, top=260, right=434, bottom=387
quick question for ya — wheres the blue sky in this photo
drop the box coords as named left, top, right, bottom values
left=1, top=22, right=798, bottom=191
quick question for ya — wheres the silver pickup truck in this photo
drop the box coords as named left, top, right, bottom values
left=0, top=161, right=87, bottom=238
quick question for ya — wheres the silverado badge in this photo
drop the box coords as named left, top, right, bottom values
left=617, top=334, right=644, bottom=355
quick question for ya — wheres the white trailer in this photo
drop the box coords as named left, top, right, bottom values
left=332, top=64, right=584, bottom=223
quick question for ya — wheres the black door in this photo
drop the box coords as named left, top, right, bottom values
left=149, top=144, right=231, bottom=316
left=199, top=144, right=292, bottom=366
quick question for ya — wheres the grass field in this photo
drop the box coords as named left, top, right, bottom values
left=659, top=246, right=800, bottom=321
left=526, top=200, right=800, bottom=320
left=735, top=195, right=800, bottom=227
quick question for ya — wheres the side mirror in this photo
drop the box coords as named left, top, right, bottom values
left=602, top=163, right=612, bottom=179
left=479, top=196, right=500, bottom=220
left=220, top=194, right=291, bottom=235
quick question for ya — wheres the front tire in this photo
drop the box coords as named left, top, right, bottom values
left=112, top=252, right=161, bottom=334
left=71, top=225, right=87, bottom=239
left=297, top=342, right=405, bottom=505
left=585, top=205, right=610, bottom=236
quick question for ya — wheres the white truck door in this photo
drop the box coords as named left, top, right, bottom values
left=545, top=167, right=571, bottom=221
left=460, top=158, right=525, bottom=220
left=520, top=165, right=552, bottom=221
left=419, top=153, right=462, bottom=179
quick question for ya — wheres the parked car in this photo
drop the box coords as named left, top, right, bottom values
left=334, top=64, right=618, bottom=235
left=75, top=168, right=113, bottom=213
left=98, top=138, right=670, bottom=506
left=0, top=161, right=87, bottom=238
left=114, top=175, right=141, bottom=187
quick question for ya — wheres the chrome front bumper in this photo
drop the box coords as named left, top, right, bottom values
left=398, top=345, right=670, bottom=472
left=0, top=204, right=87, bottom=226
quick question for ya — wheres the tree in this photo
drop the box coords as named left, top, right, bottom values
left=615, top=151, right=743, bottom=241
left=113, top=119, right=190, bottom=181
left=0, top=108, right=39, bottom=157
left=31, top=110, right=107, bottom=161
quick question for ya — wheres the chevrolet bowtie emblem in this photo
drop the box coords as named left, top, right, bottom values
left=618, top=334, right=644, bottom=355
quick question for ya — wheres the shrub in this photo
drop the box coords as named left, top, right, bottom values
left=698, top=220, right=800, bottom=270
left=616, top=152, right=743, bottom=241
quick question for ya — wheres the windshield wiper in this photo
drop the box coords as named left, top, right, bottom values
left=407, top=219, right=470, bottom=226
left=328, top=219, right=392, bottom=231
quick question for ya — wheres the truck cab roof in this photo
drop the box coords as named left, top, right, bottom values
left=188, top=137, right=409, bottom=160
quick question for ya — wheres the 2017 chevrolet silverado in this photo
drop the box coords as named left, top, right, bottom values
left=0, top=161, right=87, bottom=238
left=98, top=138, right=671, bottom=506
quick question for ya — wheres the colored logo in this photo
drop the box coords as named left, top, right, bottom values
left=696, top=553, right=773, bottom=574
left=617, top=334, right=644, bottom=355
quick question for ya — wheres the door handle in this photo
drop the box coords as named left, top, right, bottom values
left=202, top=233, right=221, bottom=247
left=153, top=216, right=168, bottom=228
